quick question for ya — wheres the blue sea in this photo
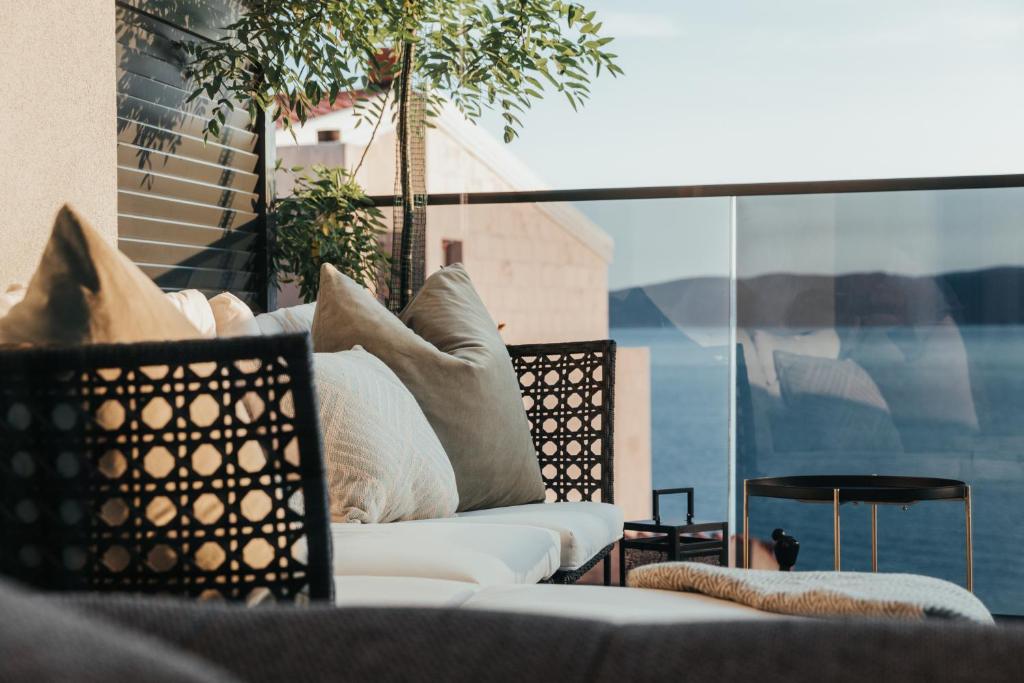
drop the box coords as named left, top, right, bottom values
left=611, top=325, right=1024, bottom=616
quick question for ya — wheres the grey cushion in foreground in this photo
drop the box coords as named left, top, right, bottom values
left=0, top=581, right=235, bottom=683
left=57, top=592, right=1024, bottom=683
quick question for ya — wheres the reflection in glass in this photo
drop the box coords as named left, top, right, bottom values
left=736, top=188, right=1024, bottom=614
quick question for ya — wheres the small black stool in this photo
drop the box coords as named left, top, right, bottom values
left=619, top=488, right=729, bottom=586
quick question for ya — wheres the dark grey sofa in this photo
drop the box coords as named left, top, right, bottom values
left=2, top=580, right=1021, bottom=683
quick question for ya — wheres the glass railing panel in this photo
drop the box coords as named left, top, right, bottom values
left=735, top=187, right=1024, bottom=614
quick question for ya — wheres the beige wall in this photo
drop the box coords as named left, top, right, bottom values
left=0, top=0, right=117, bottom=285
left=613, top=347, right=653, bottom=521
left=342, top=125, right=611, bottom=344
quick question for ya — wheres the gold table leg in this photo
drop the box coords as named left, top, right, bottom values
left=965, top=486, right=973, bottom=593
left=832, top=488, right=841, bottom=571
left=743, top=480, right=750, bottom=569
left=871, top=504, right=878, bottom=573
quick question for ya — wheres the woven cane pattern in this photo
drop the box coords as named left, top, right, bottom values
left=0, top=335, right=331, bottom=604
left=507, top=341, right=615, bottom=505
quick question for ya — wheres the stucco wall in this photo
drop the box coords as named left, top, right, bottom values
left=0, top=0, right=117, bottom=285
left=331, top=125, right=611, bottom=344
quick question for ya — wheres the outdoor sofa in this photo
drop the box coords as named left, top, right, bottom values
left=2, top=329, right=1019, bottom=683
left=0, top=315, right=624, bottom=607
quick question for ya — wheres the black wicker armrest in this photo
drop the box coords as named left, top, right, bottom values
left=507, top=340, right=616, bottom=505
left=0, top=334, right=332, bottom=603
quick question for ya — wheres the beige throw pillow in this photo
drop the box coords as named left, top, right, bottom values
left=0, top=206, right=200, bottom=345
left=316, top=348, right=458, bottom=523
left=313, top=263, right=545, bottom=512
left=0, top=206, right=225, bottom=544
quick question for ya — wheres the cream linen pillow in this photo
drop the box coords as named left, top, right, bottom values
left=312, top=263, right=545, bottom=512
left=0, top=206, right=200, bottom=345
left=209, top=292, right=261, bottom=337
left=164, top=290, right=216, bottom=338
left=209, top=292, right=315, bottom=338
left=316, top=348, right=458, bottom=523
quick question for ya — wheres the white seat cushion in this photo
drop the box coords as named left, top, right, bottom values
left=442, top=502, right=624, bottom=570
left=463, top=584, right=780, bottom=623
left=334, top=576, right=479, bottom=608
left=331, top=521, right=560, bottom=586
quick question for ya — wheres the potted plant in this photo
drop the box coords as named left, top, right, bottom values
left=271, top=164, right=388, bottom=304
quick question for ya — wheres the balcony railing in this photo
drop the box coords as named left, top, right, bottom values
left=370, top=173, right=1024, bottom=615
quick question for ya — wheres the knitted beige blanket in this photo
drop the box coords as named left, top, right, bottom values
left=627, top=562, right=993, bottom=624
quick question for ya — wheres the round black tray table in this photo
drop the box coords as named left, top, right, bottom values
left=742, top=475, right=972, bottom=591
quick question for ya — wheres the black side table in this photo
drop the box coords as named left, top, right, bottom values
left=619, top=488, right=729, bottom=586
left=743, top=475, right=973, bottom=591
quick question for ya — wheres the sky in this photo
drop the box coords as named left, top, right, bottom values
left=470, top=1, right=1024, bottom=290
left=478, top=0, right=1024, bottom=189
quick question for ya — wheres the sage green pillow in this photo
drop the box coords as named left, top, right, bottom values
left=312, top=263, right=545, bottom=512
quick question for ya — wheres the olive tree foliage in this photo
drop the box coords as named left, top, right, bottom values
left=181, top=0, right=620, bottom=142
left=180, top=1, right=620, bottom=303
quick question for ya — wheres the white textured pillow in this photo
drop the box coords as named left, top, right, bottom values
left=316, top=348, right=458, bottom=524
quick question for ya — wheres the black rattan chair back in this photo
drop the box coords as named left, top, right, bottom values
left=0, top=334, right=332, bottom=603
left=507, top=340, right=616, bottom=504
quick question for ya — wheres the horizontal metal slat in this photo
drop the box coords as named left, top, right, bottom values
left=117, top=93, right=256, bottom=152
left=117, top=119, right=258, bottom=172
left=117, top=71, right=251, bottom=130
left=116, top=4, right=193, bottom=50
left=118, top=215, right=259, bottom=250
left=120, top=238, right=258, bottom=272
left=116, top=0, right=244, bottom=43
left=117, top=43, right=188, bottom=92
left=118, top=167, right=258, bottom=213
left=115, top=19, right=245, bottom=115
left=117, top=0, right=265, bottom=307
left=117, top=144, right=259, bottom=193
left=117, top=15, right=183, bottom=66
left=141, top=264, right=257, bottom=291
left=118, top=190, right=257, bottom=230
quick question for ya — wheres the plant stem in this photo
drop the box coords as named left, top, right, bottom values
left=396, top=38, right=416, bottom=309
left=352, top=86, right=390, bottom=177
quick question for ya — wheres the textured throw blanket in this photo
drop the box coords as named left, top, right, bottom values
left=628, top=563, right=993, bottom=624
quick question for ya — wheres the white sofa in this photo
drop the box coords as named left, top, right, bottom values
left=239, top=302, right=626, bottom=594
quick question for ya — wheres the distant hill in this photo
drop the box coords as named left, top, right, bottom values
left=610, top=267, right=1024, bottom=329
